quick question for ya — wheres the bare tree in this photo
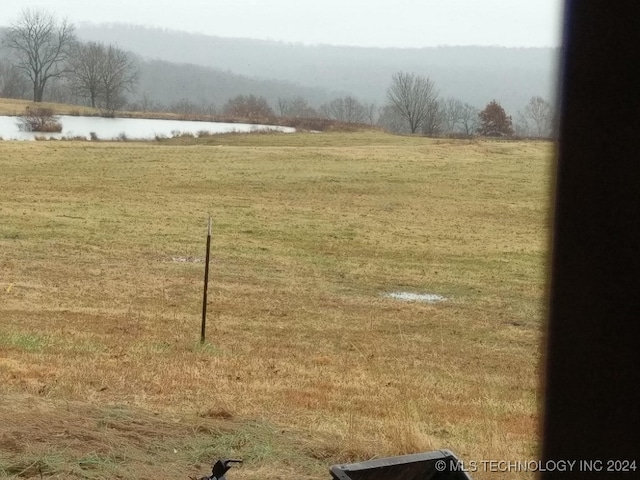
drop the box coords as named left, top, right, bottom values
left=365, top=103, right=378, bottom=125
left=198, top=99, right=217, bottom=117
left=277, top=97, right=288, bottom=116
left=386, top=72, right=439, bottom=134
left=100, top=45, right=138, bottom=115
left=277, top=96, right=317, bottom=118
left=3, top=9, right=76, bottom=102
left=421, top=100, right=445, bottom=135
left=45, top=76, right=74, bottom=104
left=439, top=98, right=479, bottom=136
left=0, top=61, right=30, bottom=99
left=459, top=103, right=479, bottom=136
left=169, top=97, right=199, bottom=117
left=441, top=97, right=465, bottom=134
left=66, top=42, right=137, bottom=114
left=320, top=96, right=367, bottom=123
left=67, top=42, right=105, bottom=108
left=137, top=92, right=157, bottom=113
left=518, top=96, right=555, bottom=137
left=378, top=104, right=409, bottom=133
left=223, top=94, right=274, bottom=119
left=127, top=91, right=166, bottom=114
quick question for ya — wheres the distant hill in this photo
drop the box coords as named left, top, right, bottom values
left=134, top=59, right=340, bottom=110
left=76, top=24, right=560, bottom=114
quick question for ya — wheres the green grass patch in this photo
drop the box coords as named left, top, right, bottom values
left=0, top=332, right=50, bottom=352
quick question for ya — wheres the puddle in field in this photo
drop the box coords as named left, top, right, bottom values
left=171, top=256, right=204, bottom=263
left=384, top=292, right=447, bottom=303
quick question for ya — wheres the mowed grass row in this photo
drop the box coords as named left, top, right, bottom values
left=0, top=132, right=554, bottom=479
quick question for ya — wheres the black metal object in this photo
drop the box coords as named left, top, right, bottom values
left=201, top=216, right=212, bottom=344
left=198, top=459, right=243, bottom=480
left=330, top=451, right=472, bottom=480
left=542, top=1, right=640, bottom=478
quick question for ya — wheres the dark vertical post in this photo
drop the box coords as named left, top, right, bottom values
left=201, top=216, right=212, bottom=344
left=542, top=2, right=640, bottom=478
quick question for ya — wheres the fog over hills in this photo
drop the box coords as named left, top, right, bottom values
left=135, top=60, right=340, bottom=109
left=76, top=24, right=560, bottom=115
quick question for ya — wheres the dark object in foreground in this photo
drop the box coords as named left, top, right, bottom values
left=541, top=2, right=640, bottom=479
left=199, top=451, right=471, bottom=480
left=330, top=450, right=472, bottom=480
left=199, top=459, right=243, bottom=480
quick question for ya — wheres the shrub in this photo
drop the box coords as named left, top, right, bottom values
left=18, top=107, right=63, bottom=133
left=477, top=100, right=514, bottom=136
left=222, top=94, right=274, bottom=120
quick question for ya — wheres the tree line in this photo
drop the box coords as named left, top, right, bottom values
left=381, top=71, right=556, bottom=137
left=1, top=10, right=137, bottom=115
left=1, top=9, right=555, bottom=137
left=173, top=79, right=555, bottom=138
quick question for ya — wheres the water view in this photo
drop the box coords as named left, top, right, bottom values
left=0, top=115, right=295, bottom=141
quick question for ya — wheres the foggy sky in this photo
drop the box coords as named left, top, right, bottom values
left=2, top=0, right=563, bottom=48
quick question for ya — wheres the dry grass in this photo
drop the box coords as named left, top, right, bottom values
left=0, top=132, right=554, bottom=479
left=0, top=98, right=100, bottom=118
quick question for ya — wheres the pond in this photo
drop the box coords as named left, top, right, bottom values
left=0, top=115, right=295, bottom=141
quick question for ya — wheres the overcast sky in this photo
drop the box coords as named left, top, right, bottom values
left=2, top=0, right=563, bottom=48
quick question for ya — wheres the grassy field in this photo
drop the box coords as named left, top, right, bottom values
left=0, top=131, right=554, bottom=480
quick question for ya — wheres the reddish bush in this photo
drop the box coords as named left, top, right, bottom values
left=477, top=100, right=513, bottom=136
